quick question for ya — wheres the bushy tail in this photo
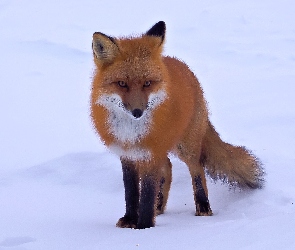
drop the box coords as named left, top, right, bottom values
left=201, top=122, right=265, bottom=189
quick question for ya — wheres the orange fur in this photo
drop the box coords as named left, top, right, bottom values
left=90, top=21, right=264, bottom=229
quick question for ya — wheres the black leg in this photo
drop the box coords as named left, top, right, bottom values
left=116, top=159, right=139, bottom=228
left=156, top=157, right=172, bottom=215
left=156, top=177, right=165, bottom=213
left=194, top=175, right=212, bottom=215
left=137, top=176, right=156, bottom=229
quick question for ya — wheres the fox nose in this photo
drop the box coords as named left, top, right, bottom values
left=132, top=109, right=143, bottom=118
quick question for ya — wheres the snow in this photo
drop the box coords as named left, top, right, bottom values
left=0, top=0, right=294, bottom=249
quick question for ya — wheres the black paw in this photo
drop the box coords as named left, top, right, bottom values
left=116, top=216, right=137, bottom=229
left=195, top=201, right=213, bottom=216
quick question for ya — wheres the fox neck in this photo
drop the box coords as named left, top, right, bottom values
left=96, top=89, right=167, bottom=147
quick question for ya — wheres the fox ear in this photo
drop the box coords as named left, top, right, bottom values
left=145, top=21, right=166, bottom=45
left=92, top=32, right=119, bottom=65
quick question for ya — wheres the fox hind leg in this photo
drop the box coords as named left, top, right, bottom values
left=186, top=158, right=212, bottom=216
left=193, top=172, right=212, bottom=216
left=156, top=157, right=172, bottom=215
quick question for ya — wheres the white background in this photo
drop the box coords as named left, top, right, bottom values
left=0, top=0, right=294, bottom=249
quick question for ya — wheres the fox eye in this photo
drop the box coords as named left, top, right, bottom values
left=117, top=81, right=127, bottom=88
left=144, top=80, right=152, bottom=87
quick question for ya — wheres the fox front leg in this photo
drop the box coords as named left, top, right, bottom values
left=137, top=174, right=157, bottom=229
left=137, top=159, right=171, bottom=228
left=116, top=159, right=139, bottom=228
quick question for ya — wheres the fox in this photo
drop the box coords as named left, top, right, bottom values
left=90, top=21, right=264, bottom=229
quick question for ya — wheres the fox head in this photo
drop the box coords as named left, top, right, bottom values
left=92, top=21, right=167, bottom=120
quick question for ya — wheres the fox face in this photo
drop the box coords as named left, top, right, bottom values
left=92, top=22, right=168, bottom=146
left=97, top=77, right=165, bottom=119
left=96, top=88, right=167, bottom=144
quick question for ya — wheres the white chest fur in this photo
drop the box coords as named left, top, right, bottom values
left=96, top=89, right=167, bottom=144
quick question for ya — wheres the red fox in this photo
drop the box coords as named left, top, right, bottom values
left=91, top=21, right=264, bottom=229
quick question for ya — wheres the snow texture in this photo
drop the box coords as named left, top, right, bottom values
left=0, top=0, right=295, bottom=249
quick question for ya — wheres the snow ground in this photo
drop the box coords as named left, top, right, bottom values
left=0, top=0, right=295, bottom=249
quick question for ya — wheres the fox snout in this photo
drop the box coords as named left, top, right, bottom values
left=123, top=94, right=147, bottom=119
left=132, top=108, right=143, bottom=118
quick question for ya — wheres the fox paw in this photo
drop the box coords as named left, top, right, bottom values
left=156, top=207, right=165, bottom=216
left=195, top=210, right=213, bottom=216
left=116, top=216, right=137, bottom=229
left=195, top=202, right=213, bottom=216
